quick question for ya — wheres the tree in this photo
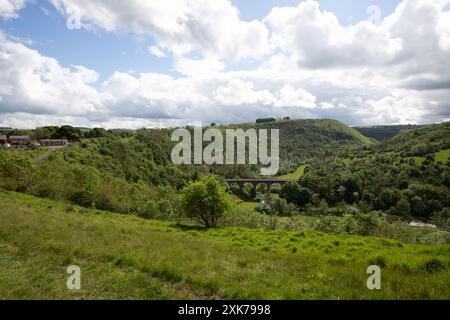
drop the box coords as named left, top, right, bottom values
left=280, top=181, right=312, bottom=207
left=256, top=117, right=276, bottom=123
left=242, top=182, right=255, bottom=200
left=85, top=128, right=110, bottom=138
left=181, top=176, right=231, bottom=227
left=297, top=187, right=313, bottom=206
left=35, top=126, right=59, bottom=140
left=389, top=197, right=411, bottom=218
left=58, top=125, right=81, bottom=141
left=280, top=181, right=301, bottom=205
left=378, top=188, right=401, bottom=211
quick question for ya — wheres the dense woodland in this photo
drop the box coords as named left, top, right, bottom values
left=0, top=119, right=449, bottom=243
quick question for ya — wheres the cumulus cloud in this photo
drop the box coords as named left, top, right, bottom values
left=174, top=57, right=225, bottom=77
left=50, top=0, right=270, bottom=60
left=0, top=0, right=26, bottom=19
left=148, top=45, right=166, bottom=58
left=0, top=32, right=105, bottom=118
left=264, top=0, right=403, bottom=69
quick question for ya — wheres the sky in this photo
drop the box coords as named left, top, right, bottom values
left=0, top=0, right=449, bottom=129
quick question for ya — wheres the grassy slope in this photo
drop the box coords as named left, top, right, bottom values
left=312, top=119, right=373, bottom=145
left=0, top=190, right=448, bottom=300
left=435, top=148, right=450, bottom=163
left=278, top=165, right=307, bottom=180
left=408, top=148, right=450, bottom=165
left=353, top=125, right=424, bottom=141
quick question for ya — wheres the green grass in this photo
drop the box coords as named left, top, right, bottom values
left=410, top=156, right=425, bottom=165
left=435, top=148, right=450, bottom=163
left=408, top=148, right=450, bottom=165
left=237, top=201, right=258, bottom=210
left=313, top=119, right=374, bottom=145
left=278, top=165, right=307, bottom=180
left=0, top=190, right=449, bottom=299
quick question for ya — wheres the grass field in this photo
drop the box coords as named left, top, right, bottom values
left=408, top=148, right=450, bottom=165
left=435, top=148, right=450, bottom=163
left=278, top=165, right=307, bottom=180
left=237, top=201, right=258, bottom=210
left=0, top=190, right=449, bottom=299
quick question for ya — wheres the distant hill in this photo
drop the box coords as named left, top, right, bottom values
left=55, top=118, right=372, bottom=181
left=0, top=118, right=379, bottom=219
left=221, top=119, right=372, bottom=175
left=380, top=122, right=450, bottom=156
left=353, top=124, right=423, bottom=141
left=298, top=121, right=450, bottom=222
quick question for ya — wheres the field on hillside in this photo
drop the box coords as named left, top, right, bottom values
left=0, top=190, right=448, bottom=300
left=407, top=148, right=450, bottom=165
left=278, top=165, right=307, bottom=180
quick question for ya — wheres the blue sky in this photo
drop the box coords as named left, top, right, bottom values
left=0, top=0, right=449, bottom=128
left=1, top=2, right=174, bottom=81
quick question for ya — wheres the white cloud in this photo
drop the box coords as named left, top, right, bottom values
left=214, top=79, right=275, bottom=106
left=0, top=31, right=108, bottom=123
left=148, top=45, right=166, bottom=58
left=275, top=85, right=316, bottom=108
left=50, top=0, right=270, bottom=61
left=0, top=0, right=26, bottom=19
left=174, top=57, right=225, bottom=77
left=1, top=0, right=450, bottom=128
left=264, top=0, right=403, bottom=68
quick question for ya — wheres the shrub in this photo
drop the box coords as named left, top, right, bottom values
left=181, top=176, right=231, bottom=227
left=422, top=258, right=446, bottom=273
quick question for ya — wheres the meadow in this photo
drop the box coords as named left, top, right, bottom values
left=1, top=190, right=448, bottom=299
left=278, top=165, right=307, bottom=180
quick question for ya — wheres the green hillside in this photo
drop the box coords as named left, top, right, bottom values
left=354, top=125, right=423, bottom=141
left=0, top=190, right=448, bottom=299
left=298, top=122, right=450, bottom=223
left=227, top=119, right=373, bottom=175
left=381, top=122, right=450, bottom=156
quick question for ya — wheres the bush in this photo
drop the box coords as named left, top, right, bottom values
left=181, top=176, right=231, bottom=227
left=422, top=258, right=446, bottom=273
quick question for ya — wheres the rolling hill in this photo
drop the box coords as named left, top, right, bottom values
left=353, top=125, right=423, bottom=141
left=0, top=190, right=448, bottom=299
left=39, top=118, right=373, bottom=187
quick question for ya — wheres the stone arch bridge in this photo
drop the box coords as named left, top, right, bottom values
left=225, top=178, right=294, bottom=191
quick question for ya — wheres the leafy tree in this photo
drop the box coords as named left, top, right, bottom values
left=378, top=188, right=401, bottom=211
left=58, top=125, right=81, bottom=141
left=297, top=187, right=313, bottom=206
left=242, top=182, right=255, bottom=200
left=181, top=176, right=231, bottom=227
left=35, top=126, right=59, bottom=140
left=280, top=181, right=301, bottom=205
left=85, top=128, right=110, bottom=138
left=389, top=197, right=411, bottom=218
left=0, top=152, right=35, bottom=192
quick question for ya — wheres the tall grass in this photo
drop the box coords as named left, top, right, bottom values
left=0, top=190, right=449, bottom=299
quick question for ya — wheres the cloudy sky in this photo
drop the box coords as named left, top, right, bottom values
left=0, top=0, right=449, bottom=129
